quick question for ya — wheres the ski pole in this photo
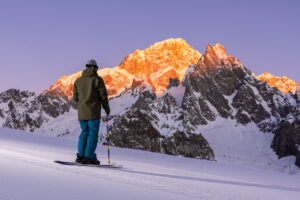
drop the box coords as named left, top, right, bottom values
left=106, top=115, right=110, bottom=165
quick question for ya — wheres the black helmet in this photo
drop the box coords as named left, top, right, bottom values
left=86, top=59, right=98, bottom=69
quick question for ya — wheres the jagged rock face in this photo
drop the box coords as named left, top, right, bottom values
left=183, top=44, right=273, bottom=128
left=195, top=44, right=242, bottom=73
left=110, top=88, right=215, bottom=160
left=182, top=43, right=300, bottom=166
left=270, top=92, right=300, bottom=165
left=119, top=38, right=201, bottom=93
left=254, top=72, right=300, bottom=94
left=272, top=120, right=300, bottom=166
left=0, top=89, right=72, bottom=132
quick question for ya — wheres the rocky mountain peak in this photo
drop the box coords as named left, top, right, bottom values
left=45, top=38, right=201, bottom=98
left=205, top=43, right=227, bottom=59
left=263, top=71, right=271, bottom=75
left=148, top=38, right=191, bottom=50
left=253, top=71, right=300, bottom=94
left=119, top=38, right=201, bottom=93
left=195, top=43, right=243, bottom=74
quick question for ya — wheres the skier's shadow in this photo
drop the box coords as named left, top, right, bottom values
left=119, top=168, right=300, bottom=193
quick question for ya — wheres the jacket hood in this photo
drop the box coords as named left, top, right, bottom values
left=82, top=67, right=98, bottom=77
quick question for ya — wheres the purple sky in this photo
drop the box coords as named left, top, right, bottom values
left=0, top=0, right=299, bottom=93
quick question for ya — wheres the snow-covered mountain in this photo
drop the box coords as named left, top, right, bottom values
left=179, top=44, right=300, bottom=166
left=37, top=42, right=300, bottom=168
left=0, top=89, right=73, bottom=131
left=44, top=38, right=201, bottom=98
left=1, top=38, right=300, bottom=168
left=43, top=38, right=299, bottom=98
left=253, top=71, right=300, bottom=94
left=118, top=38, right=201, bottom=94
left=107, top=43, right=300, bottom=166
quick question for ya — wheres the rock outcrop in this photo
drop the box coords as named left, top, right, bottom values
left=109, top=86, right=215, bottom=160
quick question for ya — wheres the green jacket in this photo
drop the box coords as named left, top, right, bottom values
left=73, top=67, right=110, bottom=120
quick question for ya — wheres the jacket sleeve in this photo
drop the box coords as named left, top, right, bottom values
left=73, top=81, right=79, bottom=104
left=96, top=77, right=110, bottom=115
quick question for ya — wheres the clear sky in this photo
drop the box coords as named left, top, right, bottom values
left=0, top=0, right=299, bottom=93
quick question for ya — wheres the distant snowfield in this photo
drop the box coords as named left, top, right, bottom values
left=1, top=128, right=300, bottom=200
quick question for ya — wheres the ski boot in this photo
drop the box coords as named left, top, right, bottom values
left=75, top=153, right=85, bottom=163
left=82, top=157, right=100, bottom=165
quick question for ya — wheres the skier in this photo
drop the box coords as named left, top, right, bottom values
left=73, top=59, right=110, bottom=165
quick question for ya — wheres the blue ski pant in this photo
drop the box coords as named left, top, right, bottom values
left=78, top=120, right=100, bottom=159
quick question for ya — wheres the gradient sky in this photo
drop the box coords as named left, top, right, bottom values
left=0, top=0, right=299, bottom=93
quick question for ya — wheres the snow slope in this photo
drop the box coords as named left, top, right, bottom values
left=199, top=118, right=299, bottom=173
left=1, top=127, right=300, bottom=200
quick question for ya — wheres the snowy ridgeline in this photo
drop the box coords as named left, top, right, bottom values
left=0, top=127, right=300, bottom=200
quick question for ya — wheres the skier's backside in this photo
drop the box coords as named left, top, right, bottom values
left=73, top=59, right=110, bottom=165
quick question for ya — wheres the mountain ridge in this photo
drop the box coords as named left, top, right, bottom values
left=44, top=38, right=299, bottom=98
left=253, top=71, right=300, bottom=94
left=44, top=38, right=201, bottom=98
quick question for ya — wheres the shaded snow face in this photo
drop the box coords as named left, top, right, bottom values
left=199, top=118, right=298, bottom=172
left=109, top=87, right=145, bottom=116
left=164, top=85, right=185, bottom=106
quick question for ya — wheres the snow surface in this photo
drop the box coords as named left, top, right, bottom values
left=0, top=128, right=300, bottom=200
left=109, top=91, right=140, bottom=116
left=165, top=85, right=185, bottom=106
left=37, top=108, right=81, bottom=139
left=199, top=118, right=299, bottom=174
left=1, top=127, right=300, bottom=200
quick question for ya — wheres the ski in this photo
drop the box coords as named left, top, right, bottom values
left=54, top=160, right=123, bottom=168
